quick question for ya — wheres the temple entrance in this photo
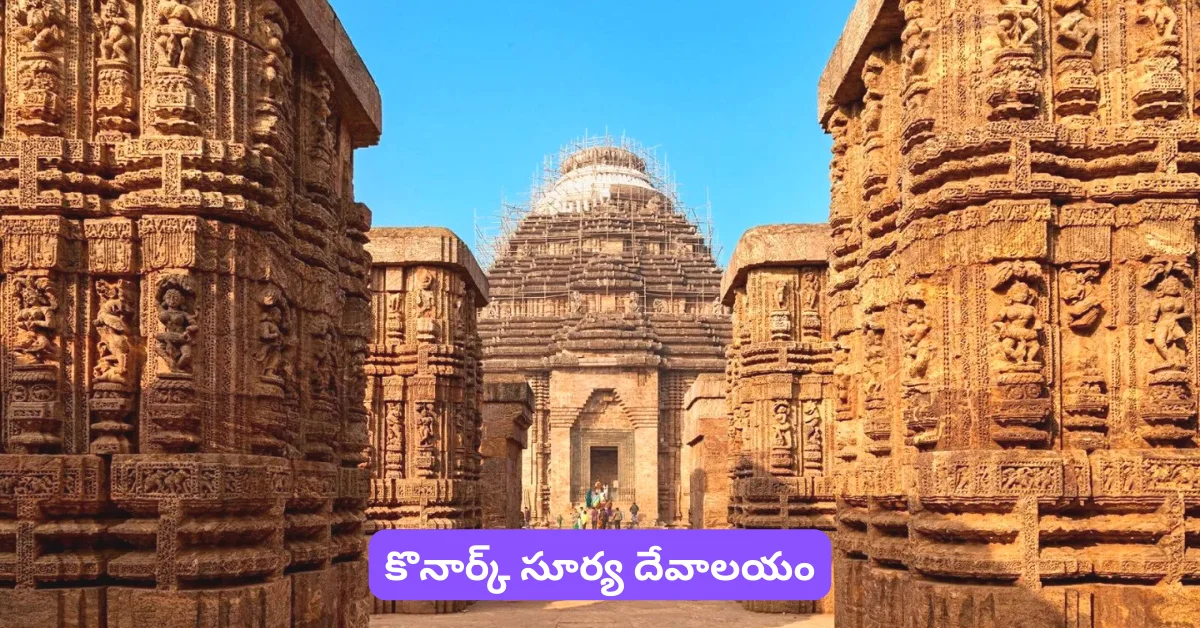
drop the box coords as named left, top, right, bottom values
left=590, top=446, right=619, bottom=499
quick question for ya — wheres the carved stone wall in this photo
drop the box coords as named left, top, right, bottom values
left=0, top=1, right=380, bottom=627
left=480, top=380, right=533, bottom=529
left=363, top=227, right=488, bottom=614
left=819, top=1, right=1200, bottom=625
left=721, top=224, right=836, bottom=615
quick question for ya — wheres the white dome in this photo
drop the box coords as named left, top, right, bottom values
left=533, top=146, right=658, bottom=214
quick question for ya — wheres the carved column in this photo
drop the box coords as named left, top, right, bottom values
left=722, top=225, right=836, bottom=615
left=818, top=1, right=1200, bottom=625
left=0, top=2, right=381, bottom=627
left=363, top=227, right=488, bottom=615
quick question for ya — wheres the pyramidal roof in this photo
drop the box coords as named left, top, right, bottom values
left=479, top=139, right=731, bottom=373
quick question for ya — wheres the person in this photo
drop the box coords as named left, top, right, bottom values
left=612, top=507, right=623, bottom=529
left=578, top=505, right=589, bottom=530
left=599, top=502, right=610, bottom=530
left=523, top=507, right=531, bottom=529
left=556, top=513, right=563, bottom=529
left=629, top=502, right=640, bottom=529
left=590, top=506, right=599, bottom=530
left=586, top=481, right=606, bottom=508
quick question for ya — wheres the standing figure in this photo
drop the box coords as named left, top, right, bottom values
left=13, top=277, right=58, bottom=365
left=156, top=278, right=198, bottom=375
left=992, top=280, right=1043, bottom=368
left=94, top=280, right=133, bottom=383
left=1147, top=275, right=1190, bottom=368
left=99, top=0, right=135, bottom=62
left=773, top=402, right=795, bottom=449
left=155, top=0, right=199, bottom=69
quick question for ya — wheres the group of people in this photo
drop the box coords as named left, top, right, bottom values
left=519, top=481, right=644, bottom=529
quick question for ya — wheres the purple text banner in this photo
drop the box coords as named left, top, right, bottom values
left=369, top=529, right=831, bottom=601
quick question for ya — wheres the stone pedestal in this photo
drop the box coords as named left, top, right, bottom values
left=363, top=228, right=489, bottom=613
left=0, top=2, right=380, bottom=626
left=721, top=225, right=836, bottom=614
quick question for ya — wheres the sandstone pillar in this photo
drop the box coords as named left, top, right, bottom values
left=548, top=410, right=575, bottom=523
left=819, top=1, right=1200, bottom=625
left=363, top=227, right=488, bottom=614
left=0, top=1, right=380, bottom=626
left=682, top=373, right=732, bottom=529
left=480, top=380, right=534, bottom=528
left=721, top=225, right=836, bottom=614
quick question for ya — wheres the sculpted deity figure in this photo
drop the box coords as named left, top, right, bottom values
left=802, top=273, right=820, bottom=311
left=309, top=324, right=338, bottom=397
left=1136, top=0, right=1179, bottom=44
left=416, top=271, right=437, bottom=319
left=1146, top=275, right=1190, bottom=368
left=902, top=300, right=933, bottom=382
left=156, top=277, right=198, bottom=375
left=385, top=403, right=403, bottom=461
left=99, top=0, right=135, bottom=63
left=13, top=276, right=58, bottom=365
left=1053, top=0, right=1097, bottom=53
left=774, top=281, right=788, bottom=309
left=997, top=0, right=1041, bottom=49
left=15, top=0, right=63, bottom=53
left=773, top=402, right=795, bottom=450
left=418, top=403, right=437, bottom=447
left=155, top=0, right=199, bottom=69
left=992, top=280, right=1043, bottom=368
left=255, top=289, right=291, bottom=383
left=94, top=280, right=134, bottom=383
left=569, top=290, right=585, bottom=314
left=863, top=310, right=886, bottom=398
left=625, top=291, right=642, bottom=315
left=802, top=401, right=823, bottom=454
left=1061, top=267, right=1104, bottom=331
left=862, top=56, right=885, bottom=133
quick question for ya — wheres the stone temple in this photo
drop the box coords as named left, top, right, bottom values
left=479, top=139, right=731, bottom=527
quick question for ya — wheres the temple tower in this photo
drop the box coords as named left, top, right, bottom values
left=479, top=137, right=730, bottom=527
left=821, top=0, right=1200, bottom=625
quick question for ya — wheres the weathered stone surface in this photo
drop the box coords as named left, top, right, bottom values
left=681, top=373, right=730, bottom=529
left=481, top=381, right=534, bottom=529
left=722, top=224, right=835, bottom=614
left=479, top=139, right=730, bottom=527
left=0, top=1, right=378, bottom=626
left=816, top=1, right=1200, bottom=625
left=364, top=227, right=487, bottom=613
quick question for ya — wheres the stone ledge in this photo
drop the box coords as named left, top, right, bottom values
left=684, top=372, right=726, bottom=409
left=721, top=223, right=830, bottom=305
left=365, top=227, right=489, bottom=304
left=287, top=0, right=383, bottom=146
left=816, top=0, right=904, bottom=127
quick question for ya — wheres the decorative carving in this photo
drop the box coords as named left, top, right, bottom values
left=383, top=403, right=404, bottom=477
left=13, top=0, right=64, bottom=134
left=255, top=287, right=294, bottom=386
left=1052, top=0, right=1099, bottom=119
left=1140, top=259, right=1195, bottom=446
left=986, top=0, right=1043, bottom=120
left=802, top=400, right=823, bottom=475
left=96, top=0, right=138, bottom=139
left=12, top=275, right=59, bottom=366
left=151, top=0, right=202, bottom=134
left=988, top=262, right=1050, bottom=448
left=1131, top=0, right=1184, bottom=119
left=414, top=269, right=439, bottom=342
left=155, top=275, right=198, bottom=375
left=901, top=285, right=939, bottom=450
left=770, top=401, right=796, bottom=476
left=1060, top=265, right=1108, bottom=451
left=770, top=280, right=793, bottom=341
left=94, top=279, right=135, bottom=385
left=253, top=0, right=292, bottom=150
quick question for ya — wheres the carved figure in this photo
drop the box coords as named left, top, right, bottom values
left=1147, top=275, right=1190, bottom=368
left=94, top=280, right=134, bottom=384
left=625, top=291, right=642, bottom=315
left=416, top=271, right=436, bottom=318
left=15, top=0, right=63, bottom=53
left=418, top=403, right=437, bottom=447
left=901, top=13, right=930, bottom=83
left=12, top=276, right=58, bottom=366
left=802, top=401, right=822, bottom=455
left=1136, top=0, right=1178, bottom=44
left=1053, top=0, right=1097, bottom=52
left=259, top=2, right=289, bottom=96
left=99, top=0, right=135, bottom=62
left=155, top=0, right=199, bottom=69
left=997, top=0, right=1041, bottom=49
left=309, top=324, right=338, bottom=397
left=773, top=402, right=795, bottom=449
left=774, top=281, right=789, bottom=309
left=993, top=280, right=1043, bottom=368
left=902, top=299, right=933, bottom=382
left=569, top=290, right=585, bottom=314
left=1061, top=266, right=1104, bottom=331
left=255, top=289, right=291, bottom=382
left=155, top=277, right=198, bottom=375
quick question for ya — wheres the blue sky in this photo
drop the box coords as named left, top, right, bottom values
left=331, top=1, right=854, bottom=265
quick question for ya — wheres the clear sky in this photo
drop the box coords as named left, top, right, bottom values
left=331, top=1, right=855, bottom=265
